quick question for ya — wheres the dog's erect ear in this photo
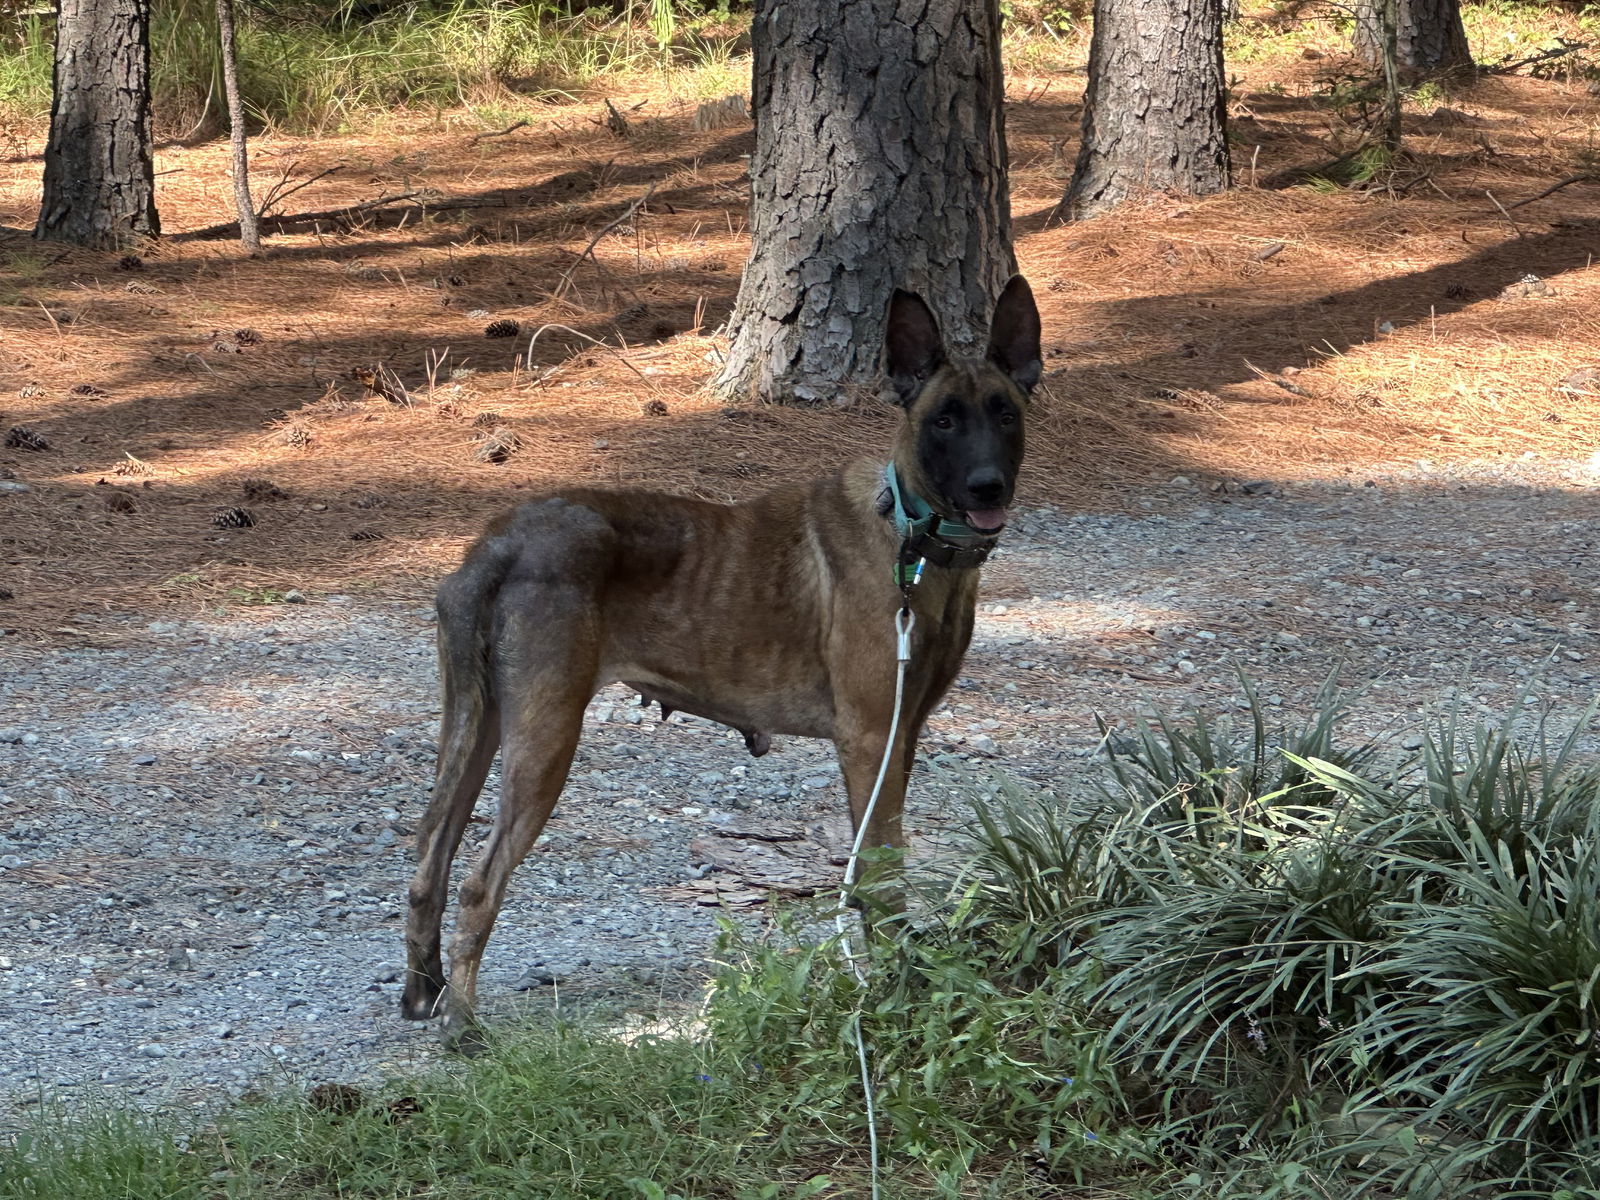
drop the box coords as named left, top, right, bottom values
left=884, top=289, right=946, bottom=407
left=986, top=275, right=1042, bottom=395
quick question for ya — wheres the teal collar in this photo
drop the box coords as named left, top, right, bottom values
left=881, top=463, right=999, bottom=581
left=882, top=462, right=997, bottom=549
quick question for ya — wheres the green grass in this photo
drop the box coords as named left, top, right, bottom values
left=1, top=1027, right=841, bottom=1200
left=0, top=0, right=752, bottom=134
left=0, top=10, right=50, bottom=118
left=11, top=685, right=1600, bottom=1198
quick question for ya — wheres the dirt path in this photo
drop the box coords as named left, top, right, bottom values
left=3, top=456, right=1599, bottom=1116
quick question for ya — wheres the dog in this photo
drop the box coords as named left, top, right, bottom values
left=402, top=275, right=1042, bottom=1046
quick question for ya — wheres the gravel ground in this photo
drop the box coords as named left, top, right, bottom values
left=4, top=457, right=1600, bottom=1119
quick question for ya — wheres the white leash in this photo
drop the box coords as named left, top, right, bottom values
left=833, top=603, right=916, bottom=1200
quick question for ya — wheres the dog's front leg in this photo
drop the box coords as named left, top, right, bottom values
left=832, top=711, right=916, bottom=923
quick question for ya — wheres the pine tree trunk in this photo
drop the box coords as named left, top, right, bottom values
left=216, top=0, right=259, bottom=250
left=1058, top=0, right=1230, bottom=222
left=1365, top=0, right=1405, bottom=151
left=712, top=0, right=1015, bottom=405
left=1354, top=0, right=1472, bottom=73
left=35, top=0, right=159, bottom=249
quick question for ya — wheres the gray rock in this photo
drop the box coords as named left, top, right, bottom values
left=513, top=965, right=568, bottom=989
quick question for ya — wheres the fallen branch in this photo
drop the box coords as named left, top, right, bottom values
left=603, top=98, right=630, bottom=137
left=1485, top=189, right=1525, bottom=239
left=176, top=192, right=421, bottom=241
left=1504, top=173, right=1600, bottom=211
left=525, top=323, right=659, bottom=389
left=472, top=119, right=529, bottom=142
left=1488, top=39, right=1590, bottom=75
left=552, top=182, right=656, bottom=301
left=258, top=164, right=342, bottom=219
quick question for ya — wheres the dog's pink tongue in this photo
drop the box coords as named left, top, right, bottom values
left=964, top=508, right=1008, bottom=533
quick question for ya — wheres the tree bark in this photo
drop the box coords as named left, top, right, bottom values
left=1057, top=0, right=1230, bottom=222
left=35, top=0, right=159, bottom=249
left=216, top=0, right=259, bottom=250
left=1365, top=0, right=1405, bottom=152
left=1354, top=0, right=1472, bottom=73
left=713, top=0, right=1015, bottom=405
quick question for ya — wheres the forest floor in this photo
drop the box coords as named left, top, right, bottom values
left=1, top=8, right=1600, bottom=623
left=4, top=3, right=1600, bottom=1114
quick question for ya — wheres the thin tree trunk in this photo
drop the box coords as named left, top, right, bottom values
left=1354, top=0, right=1472, bottom=73
left=35, top=0, right=159, bottom=249
left=1370, top=0, right=1404, bottom=152
left=216, top=0, right=259, bottom=250
left=712, top=0, right=1014, bottom=405
left=1057, top=0, right=1230, bottom=222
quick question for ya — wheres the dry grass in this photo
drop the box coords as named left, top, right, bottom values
left=3, top=6, right=1600, bottom=628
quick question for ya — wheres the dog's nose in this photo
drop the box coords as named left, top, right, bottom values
left=966, top=469, right=1006, bottom=504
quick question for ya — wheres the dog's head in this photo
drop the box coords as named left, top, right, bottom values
left=884, top=275, right=1041, bottom=536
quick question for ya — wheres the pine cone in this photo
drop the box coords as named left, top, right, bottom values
left=483, top=319, right=521, bottom=339
left=308, top=1082, right=365, bottom=1115
left=213, top=506, right=256, bottom=529
left=4, top=426, right=49, bottom=451
left=276, top=421, right=313, bottom=448
left=474, top=425, right=521, bottom=464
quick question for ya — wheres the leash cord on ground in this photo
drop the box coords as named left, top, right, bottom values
left=833, top=603, right=915, bottom=1200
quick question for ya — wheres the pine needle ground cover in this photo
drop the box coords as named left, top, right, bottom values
left=2, top=3, right=1600, bottom=625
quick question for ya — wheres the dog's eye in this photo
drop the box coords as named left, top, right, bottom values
left=999, top=412, right=1017, bottom=427
left=933, top=415, right=955, bottom=431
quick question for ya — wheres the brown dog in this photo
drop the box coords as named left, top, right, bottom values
left=402, top=275, right=1042, bottom=1045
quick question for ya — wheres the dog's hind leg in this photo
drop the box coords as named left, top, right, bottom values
left=403, top=570, right=502, bottom=1021
left=441, top=594, right=600, bottom=1051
